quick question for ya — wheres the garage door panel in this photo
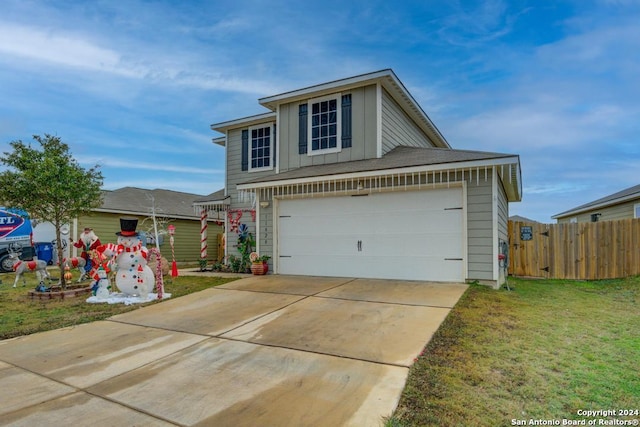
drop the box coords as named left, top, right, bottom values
left=277, top=188, right=465, bottom=282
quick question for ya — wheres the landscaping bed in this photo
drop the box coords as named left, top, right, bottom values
left=28, top=284, right=93, bottom=300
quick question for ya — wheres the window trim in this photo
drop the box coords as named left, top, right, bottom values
left=634, top=203, right=640, bottom=219
left=248, top=123, right=274, bottom=172
left=307, top=94, right=342, bottom=156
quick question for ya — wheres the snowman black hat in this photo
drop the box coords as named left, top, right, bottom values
left=116, top=217, right=139, bottom=237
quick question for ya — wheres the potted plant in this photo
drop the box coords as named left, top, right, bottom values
left=249, top=252, right=270, bottom=275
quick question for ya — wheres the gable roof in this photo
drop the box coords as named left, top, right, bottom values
left=259, top=69, right=450, bottom=149
left=552, top=184, right=640, bottom=219
left=238, top=145, right=522, bottom=202
left=210, top=69, right=450, bottom=149
left=96, top=187, right=207, bottom=219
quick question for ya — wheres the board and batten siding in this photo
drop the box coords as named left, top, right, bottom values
left=381, top=88, right=436, bottom=155
left=277, top=84, right=379, bottom=173
left=556, top=199, right=640, bottom=223
left=76, top=213, right=222, bottom=263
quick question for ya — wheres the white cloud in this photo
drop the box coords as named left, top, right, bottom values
left=0, top=21, right=281, bottom=96
left=0, top=22, right=143, bottom=78
left=77, top=155, right=223, bottom=176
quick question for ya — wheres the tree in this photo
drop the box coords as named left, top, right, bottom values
left=0, top=134, right=103, bottom=288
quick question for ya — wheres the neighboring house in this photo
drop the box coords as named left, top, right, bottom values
left=73, top=187, right=224, bottom=263
left=198, top=69, right=522, bottom=288
left=553, top=184, right=640, bottom=223
left=509, top=215, right=539, bottom=223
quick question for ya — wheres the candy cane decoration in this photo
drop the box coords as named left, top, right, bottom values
left=200, top=209, right=208, bottom=260
left=149, top=247, right=164, bottom=299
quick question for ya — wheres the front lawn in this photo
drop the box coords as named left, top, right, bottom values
left=0, top=271, right=239, bottom=340
left=389, top=276, right=640, bottom=426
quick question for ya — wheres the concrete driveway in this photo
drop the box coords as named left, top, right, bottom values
left=0, top=275, right=467, bottom=426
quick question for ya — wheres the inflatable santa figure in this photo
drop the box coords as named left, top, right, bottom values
left=99, top=217, right=154, bottom=297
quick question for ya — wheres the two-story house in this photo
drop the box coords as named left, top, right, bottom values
left=199, top=69, right=522, bottom=288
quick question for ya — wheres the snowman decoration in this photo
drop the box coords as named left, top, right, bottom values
left=94, top=267, right=111, bottom=299
left=100, top=217, right=155, bottom=298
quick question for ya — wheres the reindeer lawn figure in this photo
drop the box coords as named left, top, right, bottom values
left=10, top=251, right=52, bottom=288
left=62, top=257, right=88, bottom=282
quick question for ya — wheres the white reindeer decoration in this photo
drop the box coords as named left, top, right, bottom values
left=62, top=257, right=89, bottom=282
left=10, top=251, right=52, bottom=288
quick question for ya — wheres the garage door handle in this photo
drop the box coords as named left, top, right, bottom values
left=357, top=240, right=362, bottom=251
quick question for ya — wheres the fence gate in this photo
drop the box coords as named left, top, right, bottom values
left=508, top=221, right=551, bottom=278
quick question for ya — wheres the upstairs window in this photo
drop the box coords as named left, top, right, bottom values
left=310, top=96, right=339, bottom=153
left=242, top=124, right=274, bottom=172
left=299, top=94, right=352, bottom=155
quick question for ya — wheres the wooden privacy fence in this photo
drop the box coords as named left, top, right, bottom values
left=508, top=219, right=640, bottom=280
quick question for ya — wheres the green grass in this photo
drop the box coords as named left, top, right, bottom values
left=0, top=269, right=239, bottom=340
left=389, top=276, right=640, bottom=427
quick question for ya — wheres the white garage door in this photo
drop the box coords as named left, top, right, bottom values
left=277, top=187, right=465, bottom=282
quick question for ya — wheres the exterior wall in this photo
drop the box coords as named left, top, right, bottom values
left=381, top=88, right=436, bottom=154
left=556, top=199, right=639, bottom=223
left=221, top=83, right=503, bottom=283
left=75, top=212, right=221, bottom=263
left=496, top=176, right=510, bottom=287
left=247, top=169, right=499, bottom=285
left=277, top=84, right=379, bottom=173
left=466, top=171, right=495, bottom=283
left=225, top=126, right=268, bottom=264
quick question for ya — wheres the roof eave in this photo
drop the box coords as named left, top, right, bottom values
left=258, top=69, right=450, bottom=149
left=238, top=156, right=521, bottom=201
left=92, top=208, right=199, bottom=221
left=552, top=192, right=640, bottom=219
left=211, top=112, right=276, bottom=134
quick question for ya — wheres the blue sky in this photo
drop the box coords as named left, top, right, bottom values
left=1, top=0, right=638, bottom=222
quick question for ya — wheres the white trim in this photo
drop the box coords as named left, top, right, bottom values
left=634, top=203, right=640, bottom=219
left=492, top=168, right=499, bottom=283
left=248, top=123, right=275, bottom=172
left=462, top=181, right=468, bottom=281
left=273, top=197, right=280, bottom=274
left=211, top=112, right=276, bottom=134
left=255, top=192, right=261, bottom=255
left=376, top=83, right=382, bottom=158
left=275, top=106, right=280, bottom=174
left=225, top=130, right=229, bottom=197
left=238, top=156, right=520, bottom=191
left=260, top=69, right=393, bottom=106
left=307, top=93, right=342, bottom=156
